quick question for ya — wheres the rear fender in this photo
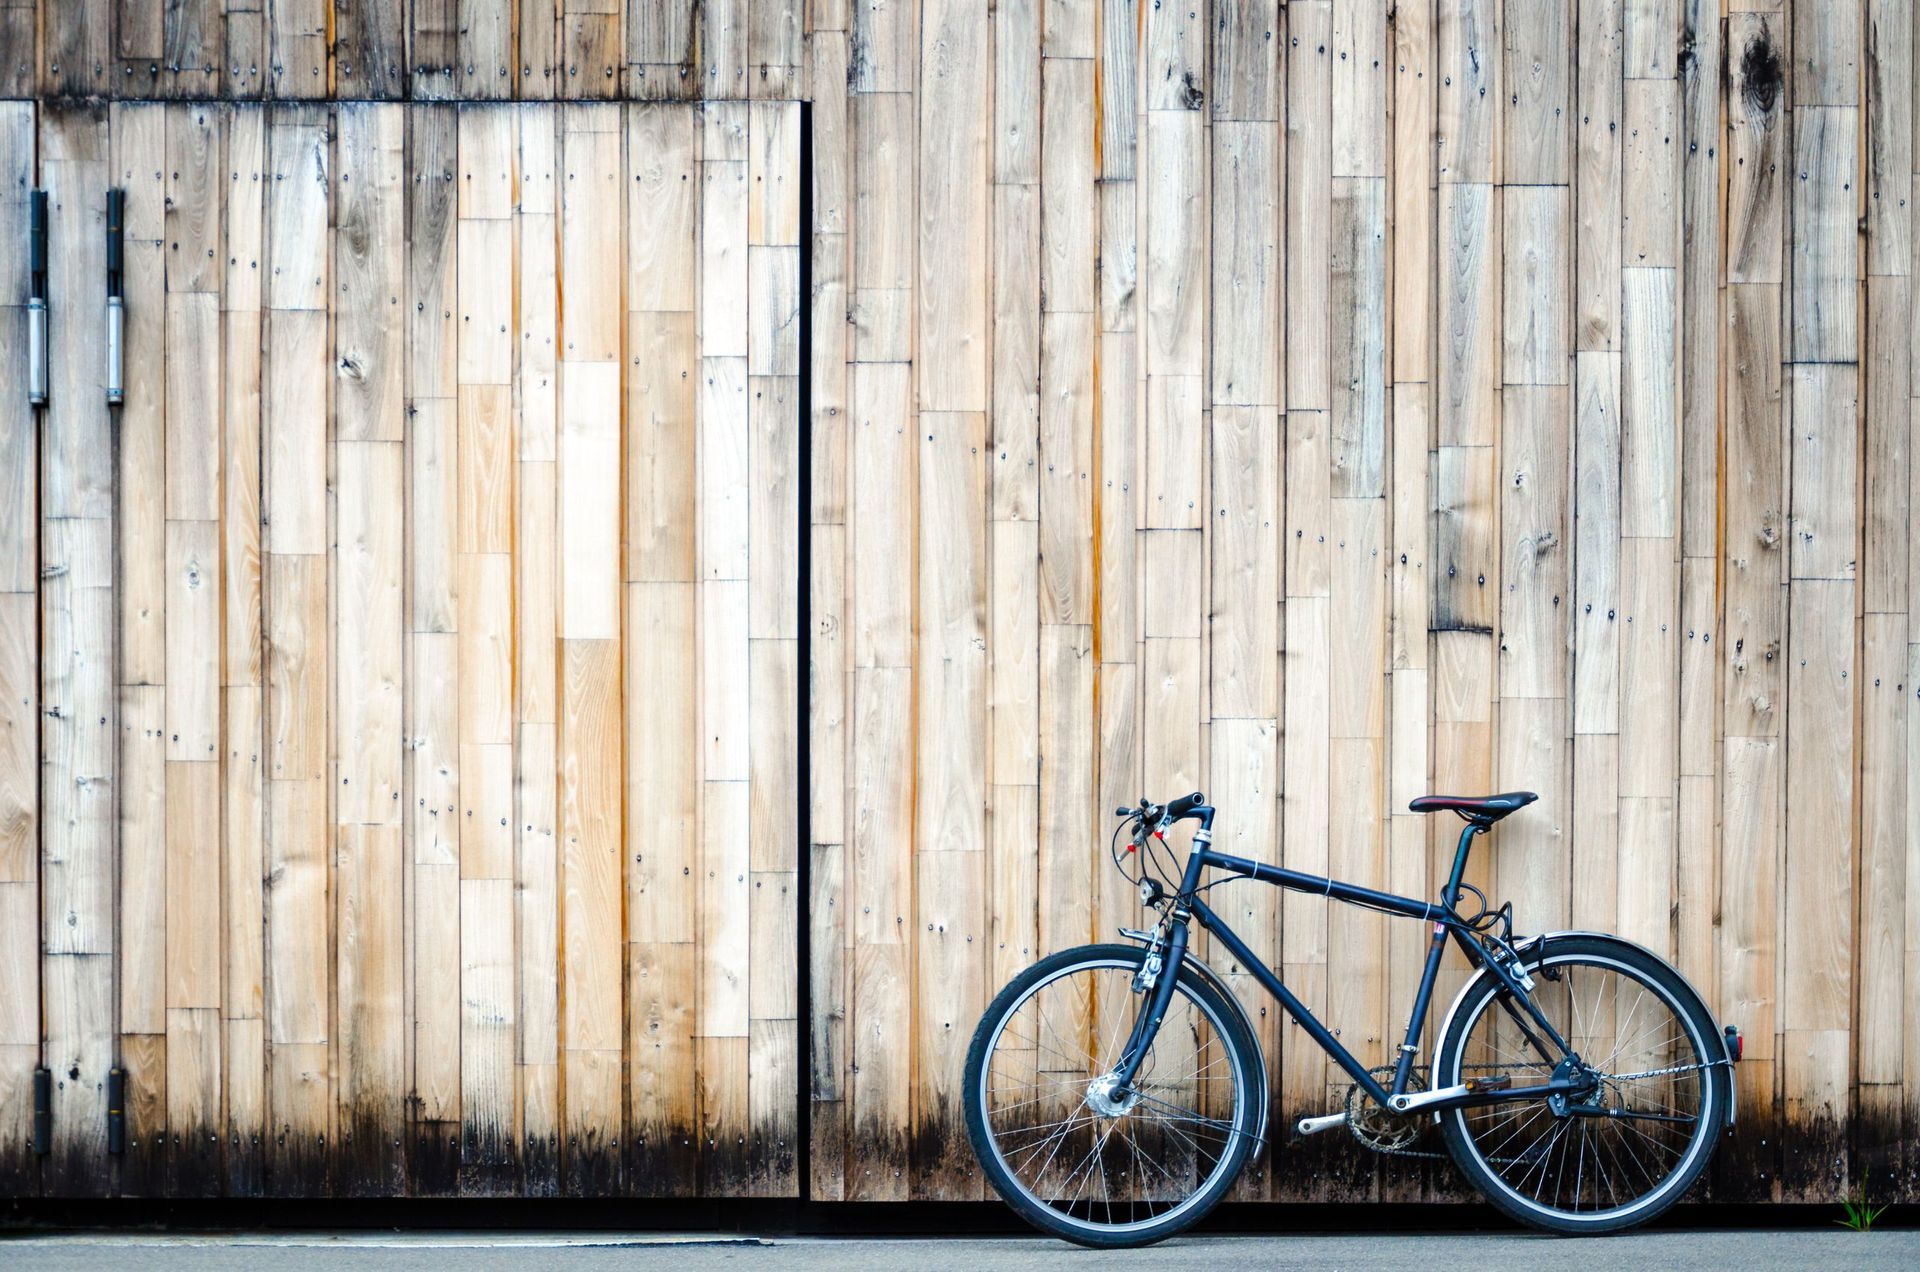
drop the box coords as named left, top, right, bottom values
left=1433, top=930, right=1737, bottom=1128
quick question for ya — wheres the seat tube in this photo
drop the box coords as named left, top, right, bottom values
left=1441, top=820, right=1483, bottom=909
left=1393, top=923, right=1450, bottom=1093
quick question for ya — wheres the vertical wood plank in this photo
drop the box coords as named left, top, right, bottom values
left=41, top=106, right=116, bottom=1196
left=558, top=104, right=624, bottom=1197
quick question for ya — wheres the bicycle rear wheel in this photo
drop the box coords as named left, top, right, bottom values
left=963, top=943, right=1264, bottom=1248
left=1435, top=934, right=1728, bottom=1233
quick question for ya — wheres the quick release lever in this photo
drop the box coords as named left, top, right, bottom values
left=105, top=187, right=124, bottom=406
left=27, top=189, right=47, bottom=406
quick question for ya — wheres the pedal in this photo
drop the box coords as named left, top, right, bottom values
left=1463, top=1074, right=1512, bottom=1094
left=1295, top=1112, right=1348, bottom=1137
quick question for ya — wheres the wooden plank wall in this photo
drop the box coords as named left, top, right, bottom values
left=0, top=2, right=807, bottom=101
left=0, top=100, right=801, bottom=1197
left=0, top=0, right=1917, bottom=1210
left=802, top=0, right=1920, bottom=1207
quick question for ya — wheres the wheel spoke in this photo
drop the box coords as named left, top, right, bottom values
left=971, top=957, right=1248, bottom=1236
left=1445, top=953, right=1712, bottom=1222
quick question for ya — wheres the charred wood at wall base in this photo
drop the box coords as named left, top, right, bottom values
left=120, top=1125, right=167, bottom=1197
left=700, top=1126, right=754, bottom=1199
left=457, top=1119, right=517, bottom=1196
left=629, top=1120, right=699, bottom=1198
left=0, top=1109, right=1902, bottom=1200
left=1416, top=1154, right=1469, bottom=1203
left=1713, top=1120, right=1783, bottom=1203
left=809, top=1104, right=848, bottom=1201
left=1779, top=1110, right=1848, bottom=1202
left=1271, top=1122, right=1350, bottom=1203
left=1850, top=1091, right=1917, bottom=1198
left=224, top=1129, right=265, bottom=1198
left=338, top=1111, right=405, bottom=1197
left=166, top=1123, right=222, bottom=1199
left=267, top=1128, right=331, bottom=1198
left=1320, top=1129, right=1385, bottom=1204
left=118, top=1048, right=166, bottom=1197
left=564, top=1128, right=621, bottom=1197
left=846, top=1119, right=909, bottom=1202
left=411, top=1119, right=460, bottom=1197
left=0, top=1131, right=34, bottom=1196
left=757, top=1116, right=799, bottom=1197
left=909, top=1100, right=981, bottom=1200
left=521, top=1131, right=561, bottom=1198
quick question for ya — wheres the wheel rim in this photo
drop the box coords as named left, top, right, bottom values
left=1446, top=953, right=1715, bottom=1222
left=977, top=956, right=1250, bottom=1235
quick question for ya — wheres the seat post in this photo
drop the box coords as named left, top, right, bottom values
left=1440, top=819, right=1487, bottom=911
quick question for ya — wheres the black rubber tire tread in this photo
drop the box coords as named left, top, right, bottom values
left=1435, top=934, right=1729, bottom=1234
left=963, top=943, right=1265, bottom=1249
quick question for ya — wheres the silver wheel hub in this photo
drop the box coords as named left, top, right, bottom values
left=1086, top=1073, right=1141, bottom=1117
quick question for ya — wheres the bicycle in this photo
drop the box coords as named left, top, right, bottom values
left=962, top=790, right=1743, bottom=1246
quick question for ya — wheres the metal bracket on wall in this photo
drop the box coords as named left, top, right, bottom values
left=31, top=1066, right=50, bottom=1155
left=105, top=187, right=124, bottom=406
left=27, top=189, right=47, bottom=406
left=107, top=1066, right=126, bottom=1153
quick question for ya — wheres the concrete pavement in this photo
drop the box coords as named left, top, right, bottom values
left=3, top=1230, right=1917, bottom=1270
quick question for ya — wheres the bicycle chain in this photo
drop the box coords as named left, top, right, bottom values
left=1332, top=1062, right=1559, bottom=1160
left=1336, top=1058, right=1725, bottom=1162
left=1597, top=1058, right=1731, bottom=1082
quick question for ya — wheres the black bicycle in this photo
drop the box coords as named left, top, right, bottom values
left=963, top=790, right=1742, bottom=1245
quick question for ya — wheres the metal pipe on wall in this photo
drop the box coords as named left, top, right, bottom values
left=27, top=188, right=46, bottom=405
left=104, top=186, right=124, bottom=406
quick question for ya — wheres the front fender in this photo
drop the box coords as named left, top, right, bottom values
left=1116, top=929, right=1271, bottom=1150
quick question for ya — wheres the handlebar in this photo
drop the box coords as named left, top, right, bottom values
left=1114, top=793, right=1216, bottom=903
left=1114, top=792, right=1209, bottom=825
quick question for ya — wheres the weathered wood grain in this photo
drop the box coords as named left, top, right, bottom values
left=1788, top=106, right=1860, bottom=362
left=0, top=3, right=1915, bottom=1209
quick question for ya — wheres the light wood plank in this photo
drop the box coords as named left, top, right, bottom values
left=1788, top=107, right=1859, bottom=361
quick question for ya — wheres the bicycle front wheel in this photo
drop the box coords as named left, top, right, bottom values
left=962, top=943, right=1264, bottom=1248
left=1435, top=934, right=1729, bottom=1233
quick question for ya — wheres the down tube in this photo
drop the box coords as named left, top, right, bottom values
left=1190, top=900, right=1393, bottom=1107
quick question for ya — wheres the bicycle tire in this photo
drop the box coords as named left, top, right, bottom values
left=1434, top=933, right=1729, bottom=1233
left=963, top=943, right=1266, bottom=1248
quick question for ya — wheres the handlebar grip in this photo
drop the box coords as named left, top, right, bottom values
left=1166, top=791, right=1206, bottom=820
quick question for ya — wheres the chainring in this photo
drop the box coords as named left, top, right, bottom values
left=1344, top=1064, right=1432, bottom=1155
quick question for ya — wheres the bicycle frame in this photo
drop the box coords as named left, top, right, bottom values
left=1112, top=814, right=1585, bottom=1117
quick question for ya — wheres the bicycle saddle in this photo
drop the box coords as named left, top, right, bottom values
left=1407, top=791, right=1537, bottom=822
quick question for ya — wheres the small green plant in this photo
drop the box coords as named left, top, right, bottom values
left=1837, top=1190, right=1889, bottom=1233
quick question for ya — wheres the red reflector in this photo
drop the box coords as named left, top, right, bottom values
left=1733, top=1032, right=1744, bottom=1061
